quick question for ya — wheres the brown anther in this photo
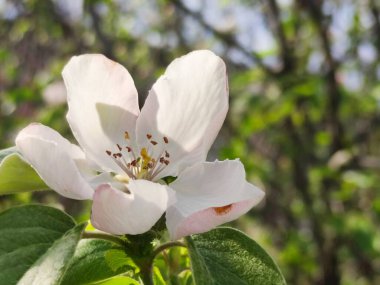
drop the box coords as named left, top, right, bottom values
left=117, top=144, right=122, bottom=151
left=213, top=204, right=233, bottom=215
left=150, top=140, right=158, bottom=145
left=146, top=134, right=152, bottom=139
left=163, top=136, right=169, bottom=144
left=124, top=131, right=130, bottom=140
left=126, top=146, right=132, bottom=152
left=106, top=150, right=112, bottom=156
left=131, top=160, right=137, bottom=166
left=164, top=160, right=170, bottom=165
left=159, top=157, right=165, bottom=163
left=165, top=151, right=170, bottom=158
left=116, top=153, right=122, bottom=158
left=113, top=154, right=118, bottom=158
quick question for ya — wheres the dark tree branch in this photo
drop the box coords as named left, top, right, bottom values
left=266, top=0, right=293, bottom=73
left=369, top=0, right=380, bottom=53
left=170, top=0, right=276, bottom=76
left=88, top=2, right=115, bottom=59
left=301, top=0, right=344, bottom=155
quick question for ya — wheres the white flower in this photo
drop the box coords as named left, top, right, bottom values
left=15, top=50, right=264, bottom=239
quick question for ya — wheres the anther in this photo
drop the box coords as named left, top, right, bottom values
left=117, top=144, right=122, bottom=151
left=124, top=131, right=130, bottom=140
left=106, top=150, right=112, bottom=156
left=165, top=151, right=170, bottom=158
left=147, top=134, right=152, bottom=139
left=150, top=140, right=158, bottom=145
left=163, top=136, right=169, bottom=144
left=159, top=157, right=165, bottom=163
left=213, top=204, right=233, bottom=215
left=164, top=160, right=170, bottom=165
left=126, top=146, right=132, bottom=152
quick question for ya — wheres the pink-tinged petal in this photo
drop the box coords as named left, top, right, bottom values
left=62, top=54, right=140, bottom=173
left=166, top=160, right=264, bottom=240
left=136, top=50, right=228, bottom=179
left=15, top=123, right=94, bottom=200
left=167, top=200, right=257, bottom=241
left=91, top=180, right=173, bottom=235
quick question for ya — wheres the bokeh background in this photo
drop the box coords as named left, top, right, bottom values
left=1, top=0, right=380, bottom=284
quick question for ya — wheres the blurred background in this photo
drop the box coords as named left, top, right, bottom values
left=1, top=0, right=380, bottom=284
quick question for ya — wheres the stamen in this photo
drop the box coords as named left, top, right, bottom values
left=107, top=132, right=172, bottom=181
left=213, top=205, right=233, bottom=215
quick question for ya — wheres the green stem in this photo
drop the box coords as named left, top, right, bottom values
left=82, top=231, right=126, bottom=247
left=152, top=241, right=186, bottom=258
left=141, top=241, right=186, bottom=285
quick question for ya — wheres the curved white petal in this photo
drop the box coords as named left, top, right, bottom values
left=62, top=54, right=140, bottom=173
left=136, top=50, right=228, bottom=179
left=166, top=160, right=264, bottom=240
left=15, top=123, right=94, bottom=200
left=91, top=180, right=173, bottom=235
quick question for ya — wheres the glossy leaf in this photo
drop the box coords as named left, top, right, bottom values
left=0, top=205, right=84, bottom=285
left=60, top=239, right=136, bottom=285
left=0, top=150, right=48, bottom=195
left=186, top=227, right=286, bottom=285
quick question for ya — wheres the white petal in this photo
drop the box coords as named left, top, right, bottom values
left=136, top=50, right=228, bottom=179
left=166, top=160, right=264, bottom=240
left=62, top=54, right=140, bottom=173
left=91, top=180, right=173, bottom=235
left=15, top=123, right=94, bottom=200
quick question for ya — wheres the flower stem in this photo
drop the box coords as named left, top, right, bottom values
left=82, top=231, right=126, bottom=247
left=152, top=241, right=186, bottom=258
left=140, top=241, right=186, bottom=284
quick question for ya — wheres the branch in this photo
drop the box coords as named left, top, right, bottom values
left=266, top=0, right=293, bottom=73
left=302, top=0, right=344, bottom=154
left=82, top=231, right=126, bottom=247
left=170, top=0, right=276, bottom=76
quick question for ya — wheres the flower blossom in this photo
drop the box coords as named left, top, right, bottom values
left=15, top=50, right=264, bottom=240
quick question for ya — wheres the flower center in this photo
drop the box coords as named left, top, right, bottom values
left=106, top=132, right=170, bottom=181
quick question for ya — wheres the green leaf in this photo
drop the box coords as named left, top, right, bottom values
left=186, top=227, right=286, bottom=285
left=60, top=239, right=136, bottom=285
left=0, top=151, right=48, bottom=195
left=0, top=147, right=17, bottom=162
left=90, top=276, right=140, bottom=285
left=0, top=204, right=84, bottom=285
left=153, top=266, right=166, bottom=285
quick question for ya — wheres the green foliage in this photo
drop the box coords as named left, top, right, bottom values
left=0, top=205, right=83, bottom=285
left=186, top=227, right=286, bottom=285
left=1, top=0, right=380, bottom=284
left=60, top=240, right=136, bottom=285
left=0, top=149, right=48, bottom=195
left=91, top=276, right=140, bottom=285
